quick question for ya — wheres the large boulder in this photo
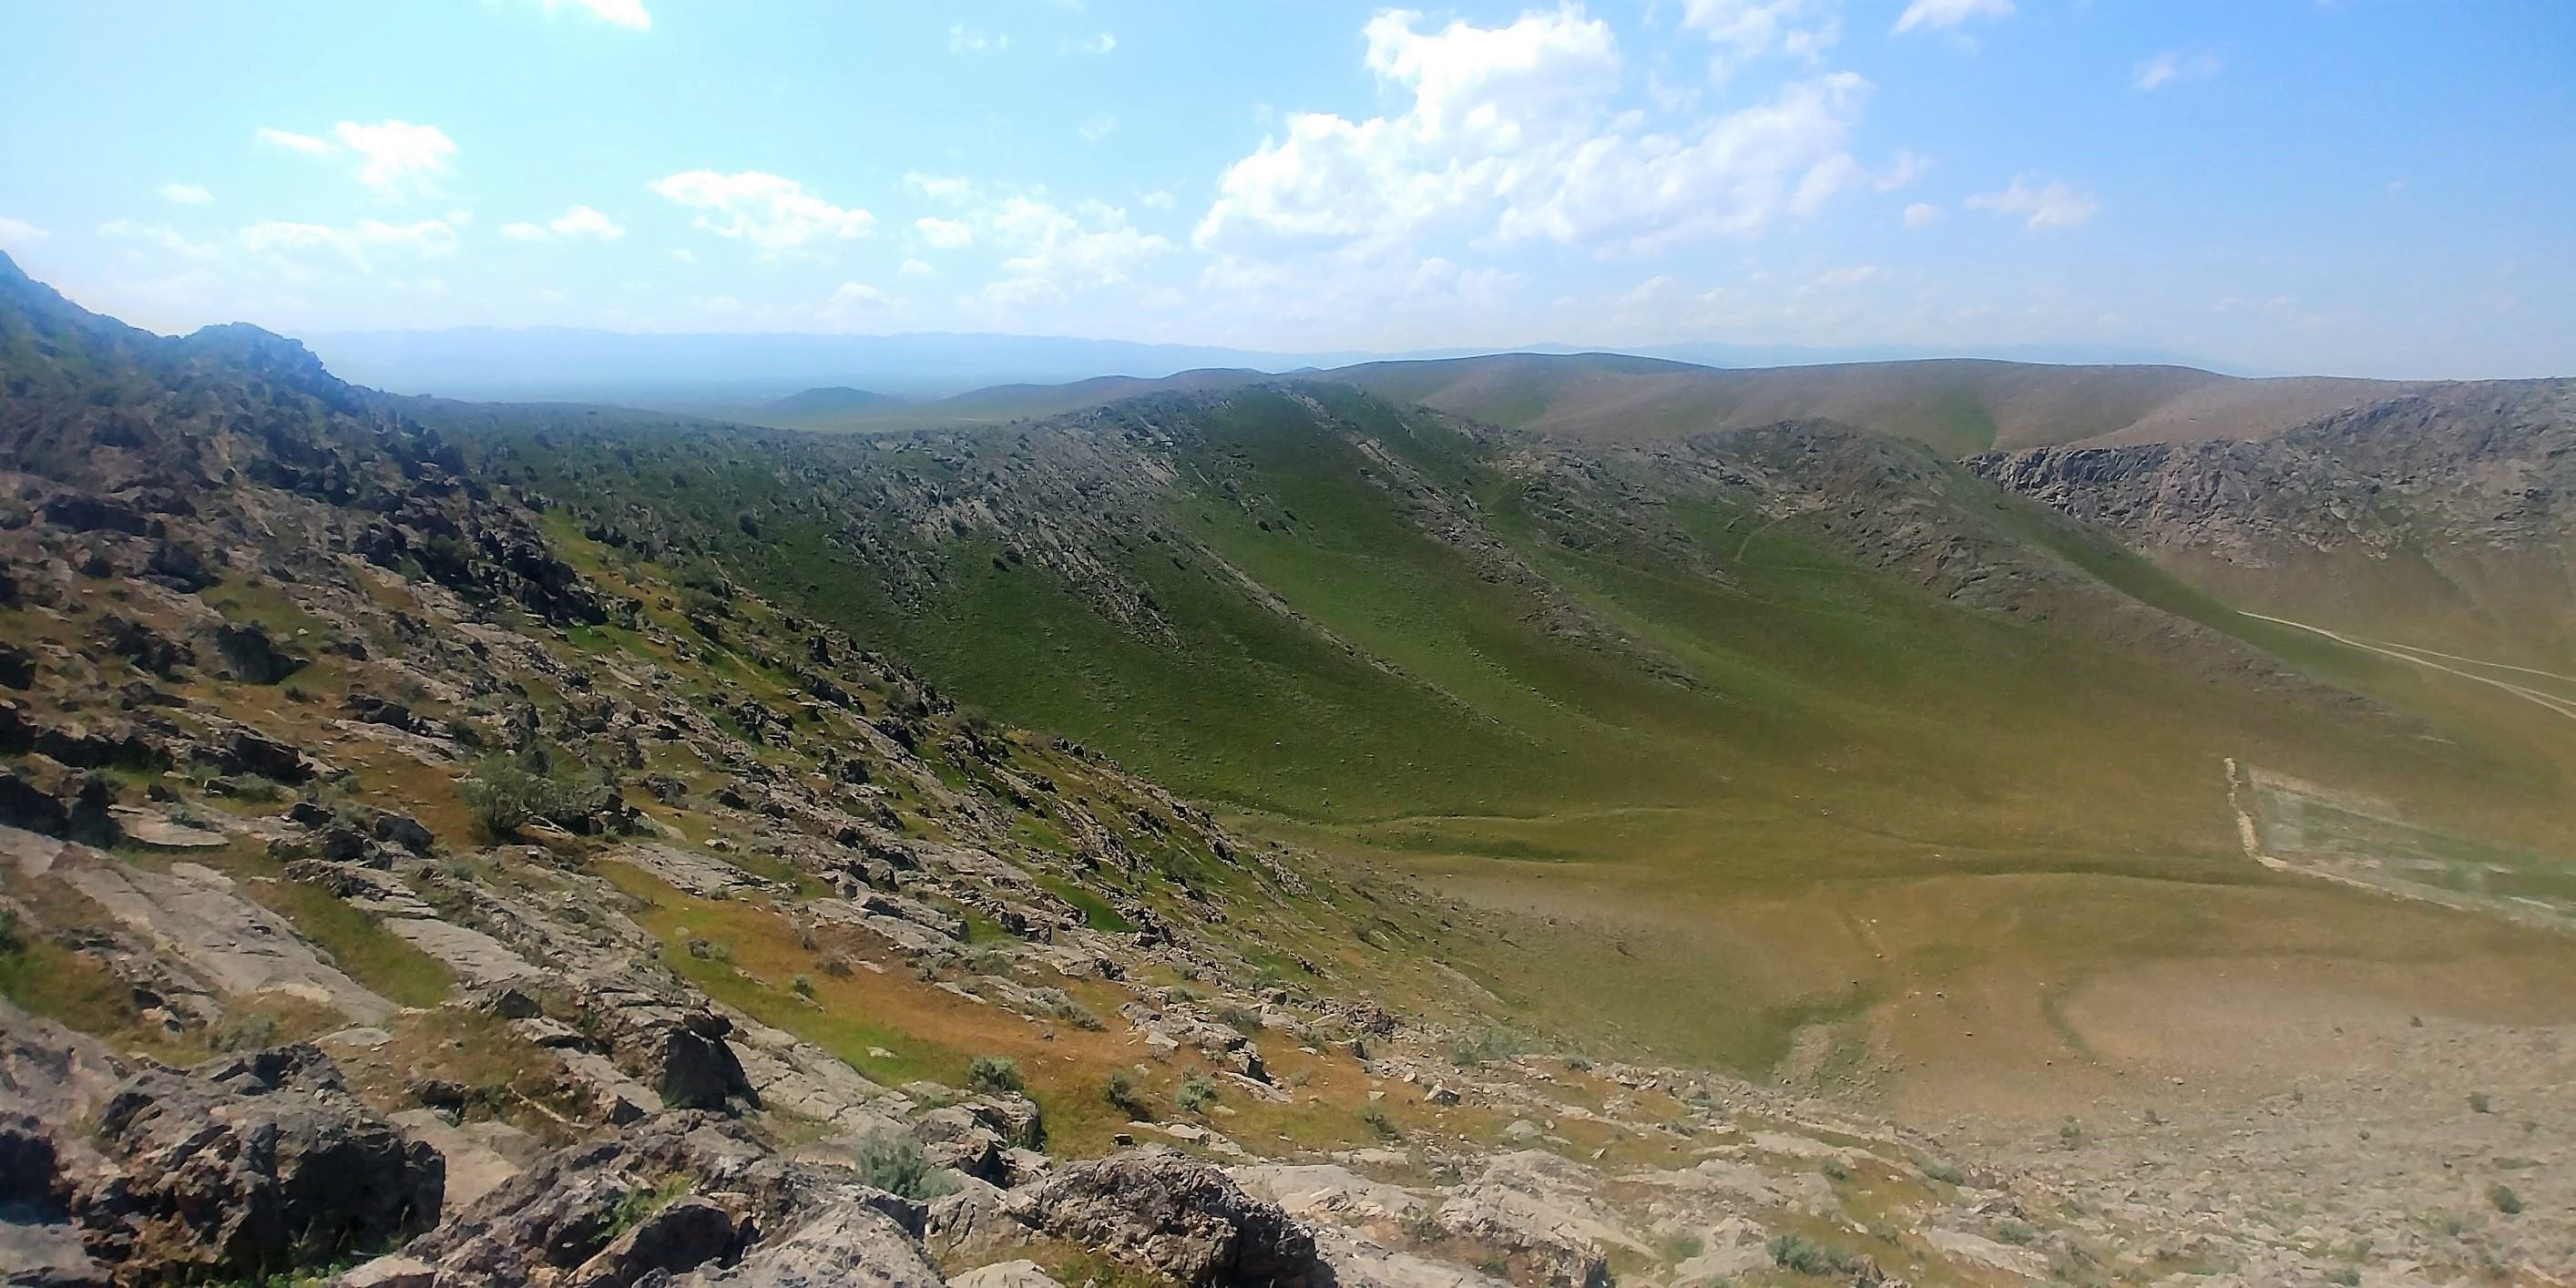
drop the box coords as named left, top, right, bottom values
left=66, top=1044, right=445, bottom=1280
left=214, top=621, right=311, bottom=685
left=402, top=1113, right=915, bottom=1288
left=1021, top=1148, right=1324, bottom=1287
left=668, top=1201, right=944, bottom=1288
left=571, top=973, right=757, bottom=1112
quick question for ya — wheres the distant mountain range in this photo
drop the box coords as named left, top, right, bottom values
left=304, top=325, right=2223, bottom=405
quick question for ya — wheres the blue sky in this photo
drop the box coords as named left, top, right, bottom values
left=1, top=0, right=2569, bottom=377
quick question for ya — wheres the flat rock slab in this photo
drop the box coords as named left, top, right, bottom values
left=602, top=843, right=785, bottom=899
left=108, top=805, right=230, bottom=849
left=949, top=1260, right=1066, bottom=1288
left=389, top=1108, right=539, bottom=1216
left=40, top=839, right=395, bottom=1025
left=387, top=917, right=539, bottom=986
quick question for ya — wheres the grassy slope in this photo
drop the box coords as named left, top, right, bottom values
left=484, top=387, right=2576, bottom=1079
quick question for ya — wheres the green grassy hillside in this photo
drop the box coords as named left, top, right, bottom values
left=472, top=383, right=2576, bottom=1080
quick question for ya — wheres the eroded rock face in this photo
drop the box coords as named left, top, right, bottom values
left=570, top=972, right=758, bottom=1112
left=1023, top=1147, right=1324, bottom=1288
left=399, top=1113, right=946, bottom=1288
left=668, top=1200, right=944, bottom=1288
left=48, top=1040, right=442, bottom=1283
left=16, top=1002, right=427, bottom=1288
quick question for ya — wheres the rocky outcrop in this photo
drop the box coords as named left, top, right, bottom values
left=74, top=1046, right=445, bottom=1277
left=1021, top=1148, right=1325, bottom=1288
left=0, top=1010, right=443, bottom=1286
left=668, top=1200, right=944, bottom=1288
left=1970, top=379, right=2575, bottom=567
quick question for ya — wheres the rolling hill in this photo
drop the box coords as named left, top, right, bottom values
left=10, top=250, right=2576, bottom=1283
left=735, top=350, right=2421, bottom=454
left=481, top=377, right=2576, bottom=1092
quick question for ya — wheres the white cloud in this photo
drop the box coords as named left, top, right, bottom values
left=334, top=120, right=456, bottom=198
left=1893, top=0, right=2012, bottom=35
left=1194, top=244, right=1522, bottom=347
left=899, top=258, right=935, bottom=277
left=1499, top=74, right=1873, bottom=251
left=548, top=204, right=625, bottom=240
left=1875, top=150, right=1931, bottom=190
left=1078, top=113, right=1119, bottom=143
left=1195, top=8, right=1871, bottom=257
left=2134, top=50, right=2223, bottom=91
left=1966, top=176, right=2097, bottom=230
left=1812, top=263, right=1880, bottom=289
left=905, top=173, right=972, bottom=203
left=538, top=288, right=568, bottom=303
left=540, top=0, right=650, bottom=30
left=259, top=120, right=456, bottom=198
left=669, top=247, right=697, bottom=262
left=828, top=281, right=890, bottom=308
left=649, top=170, right=874, bottom=250
left=255, top=127, right=332, bottom=155
left=948, top=25, right=1007, bottom=53
left=1681, top=0, right=1839, bottom=77
left=1140, top=189, right=1175, bottom=210
left=1066, top=32, right=1116, bottom=54
left=500, top=221, right=549, bottom=241
left=980, top=197, right=1170, bottom=307
left=1902, top=200, right=1940, bottom=227
left=914, top=217, right=975, bottom=250
left=0, top=217, right=51, bottom=247
left=98, top=220, right=218, bottom=260
left=159, top=183, right=214, bottom=205
left=240, top=217, right=461, bottom=268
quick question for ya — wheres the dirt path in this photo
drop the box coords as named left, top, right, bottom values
left=2238, top=611, right=2576, bottom=721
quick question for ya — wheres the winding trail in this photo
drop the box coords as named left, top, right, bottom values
left=2239, top=611, right=2576, bottom=721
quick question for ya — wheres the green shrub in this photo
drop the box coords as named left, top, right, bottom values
left=1767, top=1232, right=1864, bottom=1277
left=1361, top=1103, right=1402, bottom=1140
left=458, top=746, right=611, bottom=837
left=1215, top=1003, right=1265, bottom=1035
left=966, top=1055, right=1024, bottom=1096
left=1447, top=1027, right=1525, bottom=1068
left=2468, top=1091, right=2494, bottom=1114
left=1105, top=1070, right=1150, bottom=1118
left=2489, top=1183, right=2523, bottom=1215
left=217, top=1012, right=279, bottom=1052
left=855, top=1134, right=956, bottom=1200
left=1995, top=1218, right=2038, bottom=1246
left=790, top=974, right=816, bottom=999
left=607, top=1175, right=691, bottom=1238
left=1177, top=1073, right=1218, bottom=1114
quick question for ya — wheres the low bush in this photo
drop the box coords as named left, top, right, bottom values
left=966, top=1055, right=1024, bottom=1096
left=855, top=1134, right=957, bottom=1200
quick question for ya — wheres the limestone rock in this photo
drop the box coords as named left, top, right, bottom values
left=1021, top=1147, right=1324, bottom=1287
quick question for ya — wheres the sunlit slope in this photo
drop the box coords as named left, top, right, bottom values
left=477, top=383, right=2562, bottom=855
left=1329, top=353, right=2416, bottom=452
